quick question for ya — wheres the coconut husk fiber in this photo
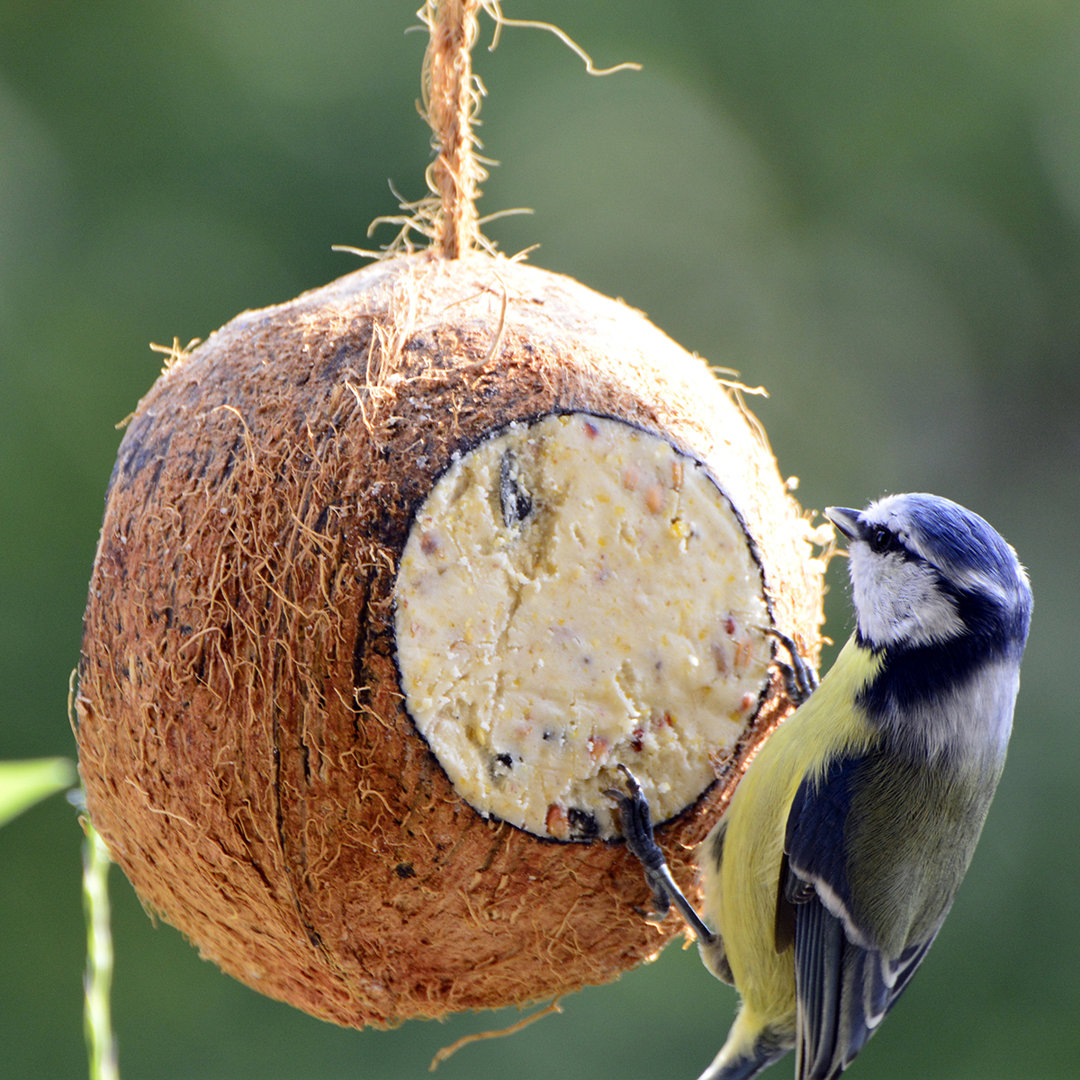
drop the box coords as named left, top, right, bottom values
left=75, top=250, right=825, bottom=1027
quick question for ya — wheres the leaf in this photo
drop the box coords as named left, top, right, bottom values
left=0, top=758, right=78, bottom=828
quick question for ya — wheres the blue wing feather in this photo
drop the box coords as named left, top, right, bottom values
left=784, top=756, right=937, bottom=1080
left=785, top=759, right=857, bottom=917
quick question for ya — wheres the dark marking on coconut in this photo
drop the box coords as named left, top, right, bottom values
left=318, top=341, right=354, bottom=381
left=499, top=450, right=532, bottom=529
left=300, top=918, right=324, bottom=950
left=567, top=808, right=600, bottom=841
left=350, top=567, right=374, bottom=743
left=117, top=413, right=173, bottom=490
left=219, top=434, right=242, bottom=481
left=395, top=862, right=417, bottom=879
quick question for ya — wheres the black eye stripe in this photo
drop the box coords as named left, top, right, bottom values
left=861, top=524, right=911, bottom=558
left=870, top=526, right=897, bottom=554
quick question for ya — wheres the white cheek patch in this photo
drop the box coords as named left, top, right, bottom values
left=850, top=545, right=965, bottom=648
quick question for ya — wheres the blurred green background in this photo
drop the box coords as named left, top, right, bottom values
left=2, top=1, right=1077, bottom=1078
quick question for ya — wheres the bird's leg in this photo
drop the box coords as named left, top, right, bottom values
left=607, top=765, right=718, bottom=947
left=764, top=627, right=819, bottom=705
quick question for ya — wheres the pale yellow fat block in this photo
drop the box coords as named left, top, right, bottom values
left=394, top=413, right=771, bottom=840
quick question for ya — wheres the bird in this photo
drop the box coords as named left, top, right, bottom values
left=610, top=492, right=1031, bottom=1080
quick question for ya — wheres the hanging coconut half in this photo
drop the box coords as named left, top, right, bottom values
left=76, top=251, right=824, bottom=1026
left=74, top=1, right=825, bottom=1032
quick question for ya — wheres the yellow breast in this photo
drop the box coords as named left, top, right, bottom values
left=698, top=635, right=882, bottom=1025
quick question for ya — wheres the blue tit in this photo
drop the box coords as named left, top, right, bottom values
left=610, top=492, right=1031, bottom=1080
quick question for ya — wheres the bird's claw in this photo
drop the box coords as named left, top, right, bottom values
left=763, top=627, right=819, bottom=705
left=607, top=765, right=672, bottom=918
left=608, top=765, right=718, bottom=944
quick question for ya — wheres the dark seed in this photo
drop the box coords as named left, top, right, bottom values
left=567, top=808, right=600, bottom=841
left=490, top=752, right=514, bottom=781
left=499, top=450, right=532, bottom=528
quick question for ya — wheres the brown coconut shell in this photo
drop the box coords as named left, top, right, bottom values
left=75, top=251, right=825, bottom=1028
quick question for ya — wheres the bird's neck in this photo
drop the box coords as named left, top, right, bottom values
left=858, top=639, right=1017, bottom=770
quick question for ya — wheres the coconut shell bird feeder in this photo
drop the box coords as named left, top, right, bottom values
left=75, top=1, right=826, bottom=1029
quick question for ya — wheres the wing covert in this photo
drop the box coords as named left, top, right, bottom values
left=783, top=756, right=937, bottom=1079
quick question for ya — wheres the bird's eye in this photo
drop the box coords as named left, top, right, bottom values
left=868, top=527, right=895, bottom=554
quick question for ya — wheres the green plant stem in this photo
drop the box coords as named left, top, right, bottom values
left=82, top=816, right=119, bottom=1080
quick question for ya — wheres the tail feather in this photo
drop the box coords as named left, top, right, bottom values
left=696, top=1018, right=792, bottom=1080
left=697, top=1050, right=783, bottom=1080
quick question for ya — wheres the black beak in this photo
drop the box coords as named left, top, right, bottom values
left=824, top=506, right=860, bottom=541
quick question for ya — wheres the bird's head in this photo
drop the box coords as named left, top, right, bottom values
left=826, top=494, right=1031, bottom=657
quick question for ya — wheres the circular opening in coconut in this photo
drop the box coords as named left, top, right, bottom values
left=394, top=411, right=773, bottom=841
